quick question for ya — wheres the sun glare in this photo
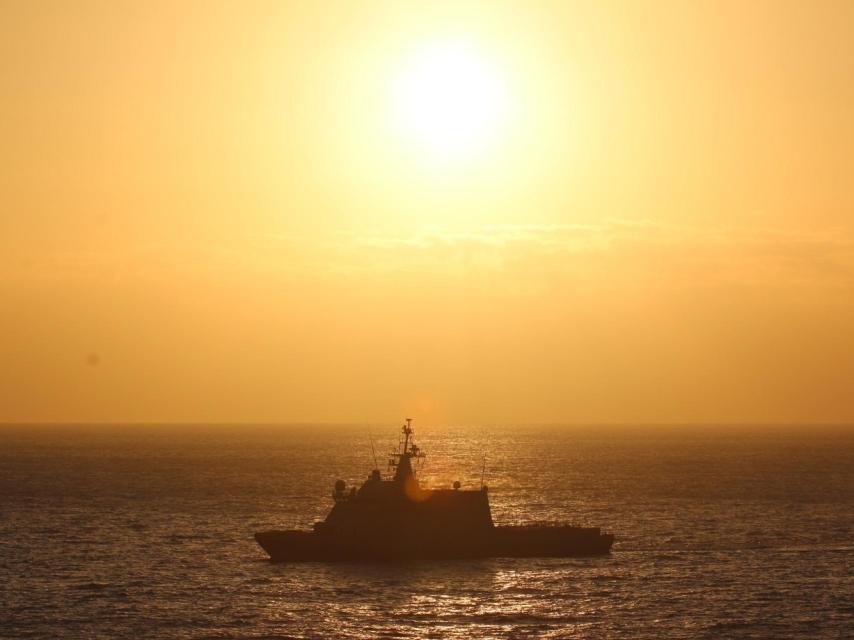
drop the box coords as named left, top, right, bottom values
left=391, top=41, right=510, bottom=162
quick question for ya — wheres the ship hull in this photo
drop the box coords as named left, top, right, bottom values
left=255, top=526, right=614, bottom=562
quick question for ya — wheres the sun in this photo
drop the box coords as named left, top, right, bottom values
left=391, top=40, right=510, bottom=162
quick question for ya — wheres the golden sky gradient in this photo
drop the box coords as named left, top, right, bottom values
left=2, top=1, right=853, bottom=424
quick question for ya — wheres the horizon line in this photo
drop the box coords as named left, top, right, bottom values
left=2, top=420, right=853, bottom=428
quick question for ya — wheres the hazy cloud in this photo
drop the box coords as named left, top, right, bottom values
left=4, top=220, right=852, bottom=294
left=342, top=220, right=854, bottom=291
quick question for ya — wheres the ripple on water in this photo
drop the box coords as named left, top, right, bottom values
left=1, top=424, right=852, bottom=639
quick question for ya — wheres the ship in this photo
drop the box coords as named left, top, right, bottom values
left=255, top=419, right=614, bottom=561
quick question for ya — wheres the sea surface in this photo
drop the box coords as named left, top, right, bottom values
left=1, top=424, right=852, bottom=639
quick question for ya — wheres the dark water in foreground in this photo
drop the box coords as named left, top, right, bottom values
left=1, top=424, right=852, bottom=639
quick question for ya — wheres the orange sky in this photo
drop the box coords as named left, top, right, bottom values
left=2, top=1, right=853, bottom=424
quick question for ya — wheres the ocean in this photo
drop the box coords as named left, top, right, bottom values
left=1, top=424, right=852, bottom=639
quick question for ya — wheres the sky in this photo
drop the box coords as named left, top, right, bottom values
left=2, top=0, right=853, bottom=424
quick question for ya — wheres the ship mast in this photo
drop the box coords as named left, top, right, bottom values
left=389, top=418, right=424, bottom=483
left=402, top=417, right=412, bottom=455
